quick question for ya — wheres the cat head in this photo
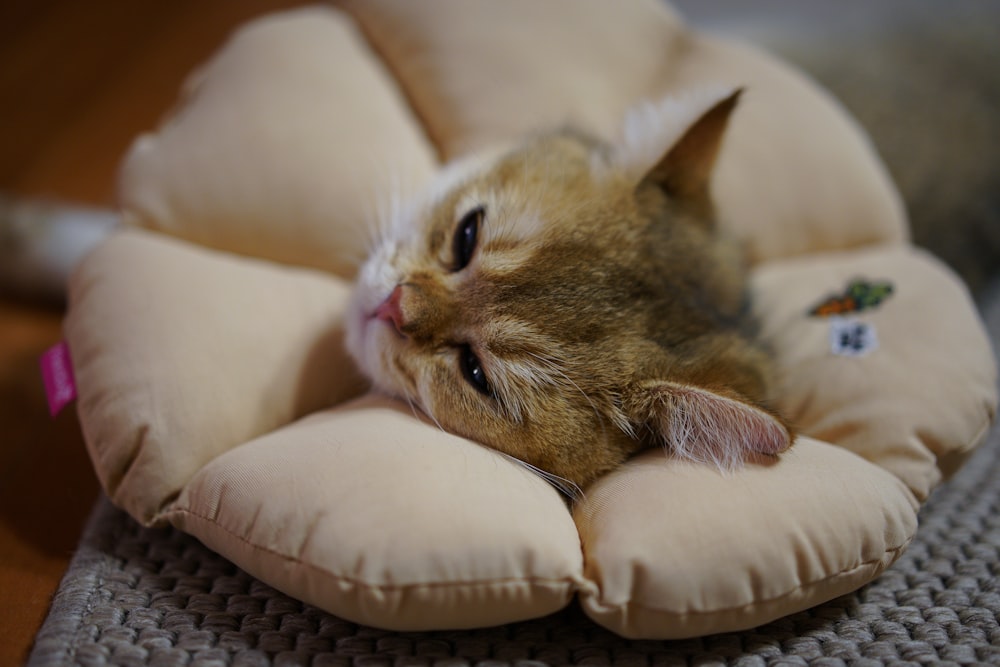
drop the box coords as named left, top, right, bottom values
left=346, top=89, right=792, bottom=492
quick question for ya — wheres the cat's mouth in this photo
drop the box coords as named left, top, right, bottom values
left=371, top=315, right=406, bottom=341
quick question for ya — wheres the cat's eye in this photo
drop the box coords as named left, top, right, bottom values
left=452, top=206, right=484, bottom=271
left=459, top=344, right=490, bottom=395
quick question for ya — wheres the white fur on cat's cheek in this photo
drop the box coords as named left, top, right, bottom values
left=343, top=299, right=415, bottom=401
left=343, top=285, right=378, bottom=383
left=345, top=243, right=405, bottom=386
left=358, top=246, right=400, bottom=307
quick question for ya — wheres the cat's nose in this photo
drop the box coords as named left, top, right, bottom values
left=374, top=285, right=406, bottom=335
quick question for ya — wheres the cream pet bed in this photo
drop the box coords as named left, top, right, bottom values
left=65, top=0, right=997, bottom=639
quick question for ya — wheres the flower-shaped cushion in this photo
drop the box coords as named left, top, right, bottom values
left=65, top=0, right=997, bottom=639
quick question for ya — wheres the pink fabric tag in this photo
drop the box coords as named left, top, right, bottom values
left=40, top=341, right=77, bottom=417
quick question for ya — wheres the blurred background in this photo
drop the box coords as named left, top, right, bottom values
left=0, top=3, right=306, bottom=663
left=675, top=0, right=1000, bottom=295
left=1, top=1, right=998, bottom=663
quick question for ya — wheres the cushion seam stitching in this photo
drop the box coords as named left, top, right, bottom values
left=586, top=537, right=914, bottom=618
left=162, top=506, right=581, bottom=590
left=165, top=505, right=911, bottom=610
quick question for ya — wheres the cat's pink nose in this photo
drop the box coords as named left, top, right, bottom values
left=374, top=285, right=406, bottom=334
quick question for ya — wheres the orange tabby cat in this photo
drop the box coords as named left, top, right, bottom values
left=346, top=89, right=793, bottom=492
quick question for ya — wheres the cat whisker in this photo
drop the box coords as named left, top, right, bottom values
left=361, top=194, right=386, bottom=258
left=394, top=373, right=449, bottom=436
left=497, top=452, right=585, bottom=503
left=397, top=385, right=448, bottom=435
left=366, top=167, right=420, bottom=259
left=399, top=391, right=417, bottom=418
left=420, top=400, right=447, bottom=434
left=406, top=397, right=447, bottom=433
left=378, top=178, right=402, bottom=251
left=525, top=351, right=611, bottom=443
left=357, top=161, right=391, bottom=251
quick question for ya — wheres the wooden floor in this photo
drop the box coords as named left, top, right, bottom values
left=0, top=2, right=307, bottom=663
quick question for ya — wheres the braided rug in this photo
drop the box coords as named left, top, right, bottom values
left=28, top=287, right=1000, bottom=666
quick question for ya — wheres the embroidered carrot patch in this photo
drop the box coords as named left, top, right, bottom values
left=809, top=279, right=894, bottom=318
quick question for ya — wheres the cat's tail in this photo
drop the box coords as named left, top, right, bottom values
left=0, top=194, right=118, bottom=305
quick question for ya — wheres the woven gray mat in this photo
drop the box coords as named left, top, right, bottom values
left=26, top=421, right=1000, bottom=667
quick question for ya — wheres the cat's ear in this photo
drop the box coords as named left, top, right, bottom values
left=638, top=88, right=742, bottom=204
left=626, top=380, right=792, bottom=470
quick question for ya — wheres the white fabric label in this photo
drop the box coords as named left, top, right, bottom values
left=828, top=317, right=879, bottom=357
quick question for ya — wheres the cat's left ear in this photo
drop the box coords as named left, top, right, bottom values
left=638, top=88, right=742, bottom=204
left=625, top=380, right=792, bottom=470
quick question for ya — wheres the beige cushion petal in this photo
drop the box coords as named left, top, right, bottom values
left=575, top=438, right=918, bottom=639
left=336, top=0, right=687, bottom=157
left=752, top=245, right=998, bottom=500
left=337, top=0, right=906, bottom=263
left=117, top=6, right=438, bottom=278
left=65, top=228, right=366, bottom=524
left=163, top=394, right=583, bottom=630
